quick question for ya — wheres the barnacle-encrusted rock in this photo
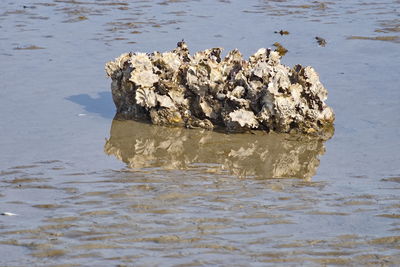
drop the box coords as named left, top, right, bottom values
left=105, top=41, right=335, bottom=139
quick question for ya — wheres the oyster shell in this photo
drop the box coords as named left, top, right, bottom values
left=135, top=87, right=156, bottom=108
left=130, top=69, right=159, bottom=88
left=105, top=52, right=131, bottom=77
left=227, top=109, right=259, bottom=130
left=130, top=53, right=153, bottom=70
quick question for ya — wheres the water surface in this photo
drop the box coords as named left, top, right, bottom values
left=1, top=0, right=400, bottom=265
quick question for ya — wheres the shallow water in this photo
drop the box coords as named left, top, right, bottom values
left=1, top=0, right=400, bottom=265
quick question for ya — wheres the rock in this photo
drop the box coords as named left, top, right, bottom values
left=105, top=41, right=335, bottom=139
left=316, top=36, right=327, bottom=47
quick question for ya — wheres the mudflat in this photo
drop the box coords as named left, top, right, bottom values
left=1, top=0, right=399, bottom=265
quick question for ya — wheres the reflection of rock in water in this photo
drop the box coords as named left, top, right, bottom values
left=105, top=119, right=329, bottom=180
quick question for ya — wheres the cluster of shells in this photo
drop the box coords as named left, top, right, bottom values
left=105, top=41, right=334, bottom=138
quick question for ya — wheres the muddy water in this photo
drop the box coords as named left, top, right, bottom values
left=1, top=0, right=400, bottom=265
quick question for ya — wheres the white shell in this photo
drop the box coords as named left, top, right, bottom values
left=161, top=52, right=181, bottom=72
left=228, top=109, right=259, bottom=128
left=135, top=87, right=157, bottom=108
left=130, top=53, right=153, bottom=70
left=1, top=212, right=17, bottom=216
left=130, top=69, right=159, bottom=88
left=156, top=94, right=175, bottom=108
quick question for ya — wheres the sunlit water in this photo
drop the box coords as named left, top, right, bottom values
left=1, top=0, right=399, bottom=265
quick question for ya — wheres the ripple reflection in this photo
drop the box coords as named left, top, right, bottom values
left=105, top=119, right=330, bottom=180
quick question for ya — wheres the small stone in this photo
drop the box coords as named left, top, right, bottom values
left=316, top=36, right=327, bottom=47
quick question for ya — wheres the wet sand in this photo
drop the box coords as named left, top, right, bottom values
left=1, top=0, right=400, bottom=265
